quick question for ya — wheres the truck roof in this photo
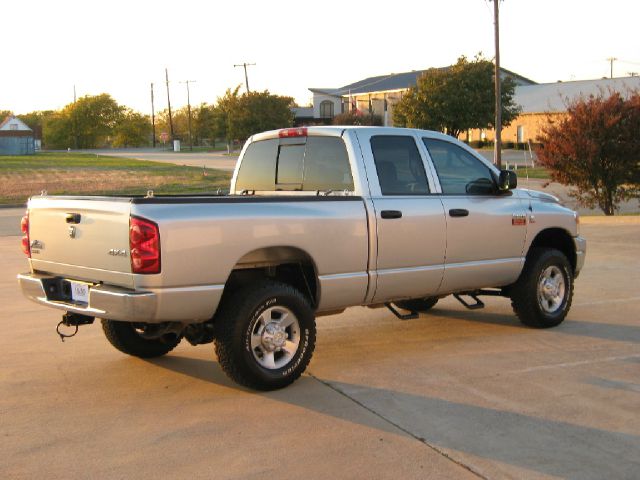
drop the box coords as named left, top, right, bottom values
left=251, top=126, right=456, bottom=143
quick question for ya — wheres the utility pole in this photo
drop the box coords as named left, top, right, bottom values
left=234, top=62, right=256, bottom=92
left=606, top=57, right=617, bottom=78
left=150, top=82, right=156, bottom=148
left=493, top=0, right=502, bottom=169
left=165, top=68, right=174, bottom=142
left=180, top=80, right=197, bottom=151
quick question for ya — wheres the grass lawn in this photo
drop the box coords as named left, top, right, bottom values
left=507, top=166, right=550, bottom=179
left=0, top=152, right=232, bottom=204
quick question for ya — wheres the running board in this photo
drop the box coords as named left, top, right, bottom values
left=385, top=303, right=419, bottom=320
left=453, top=293, right=485, bottom=310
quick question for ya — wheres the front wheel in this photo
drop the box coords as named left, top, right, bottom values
left=510, top=248, right=574, bottom=328
left=214, top=281, right=316, bottom=390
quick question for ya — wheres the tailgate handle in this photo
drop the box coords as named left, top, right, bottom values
left=381, top=210, right=402, bottom=219
left=65, top=213, right=82, bottom=224
left=449, top=209, right=469, bottom=217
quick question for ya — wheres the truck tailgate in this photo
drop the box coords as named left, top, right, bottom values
left=27, top=197, right=134, bottom=288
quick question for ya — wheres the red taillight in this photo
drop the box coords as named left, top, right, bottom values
left=279, top=127, right=307, bottom=138
left=20, top=213, right=30, bottom=257
left=129, top=216, right=160, bottom=274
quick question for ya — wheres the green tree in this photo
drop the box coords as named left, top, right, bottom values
left=43, top=111, right=74, bottom=149
left=536, top=91, right=640, bottom=215
left=233, top=90, right=294, bottom=140
left=113, top=109, right=152, bottom=147
left=193, top=103, right=217, bottom=145
left=393, top=55, right=521, bottom=138
left=71, top=94, right=123, bottom=148
left=211, top=87, right=294, bottom=146
left=332, top=110, right=383, bottom=126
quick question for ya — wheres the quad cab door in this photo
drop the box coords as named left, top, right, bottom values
left=421, top=136, right=528, bottom=293
left=355, top=129, right=446, bottom=303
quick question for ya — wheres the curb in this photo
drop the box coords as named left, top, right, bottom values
left=580, top=215, right=640, bottom=225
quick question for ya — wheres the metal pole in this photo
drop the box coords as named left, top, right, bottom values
left=234, top=63, right=256, bottom=93
left=73, top=85, right=78, bottom=150
left=180, top=80, right=196, bottom=151
left=165, top=68, right=174, bottom=141
left=150, top=82, right=156, bottom=148
left=493, top=0, right=502, bottom=169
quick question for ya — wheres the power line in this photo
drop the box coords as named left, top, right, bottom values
left=234, top=62, right=256, bottom=93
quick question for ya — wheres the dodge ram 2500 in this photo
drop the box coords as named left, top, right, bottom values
left=18, top=127, right=586, bottom=390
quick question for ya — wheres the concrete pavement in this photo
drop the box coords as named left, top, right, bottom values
left=2, top=222, right=639, bottom=479
left=79, top=148, right=239, bottom=171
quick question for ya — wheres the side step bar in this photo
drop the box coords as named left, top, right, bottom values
left=385, top=303, right=418, bottom=320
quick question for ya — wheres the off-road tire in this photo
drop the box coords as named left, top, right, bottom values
left=214, top=281, right=316, bottom=391
left=394, top=296, right=440, bottom=313
left=101, top=319, right=181, bottom=358
left=510, top=248, right=574, bottom=328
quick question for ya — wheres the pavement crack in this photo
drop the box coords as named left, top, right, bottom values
left=308, top=373, right=488, bottom=480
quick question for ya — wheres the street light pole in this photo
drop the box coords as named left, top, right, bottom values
left=180, top=80, right=197, bottom=151
left=150, top=82, right=156, bottom=148
left=493, top=0, right=502, bottom=169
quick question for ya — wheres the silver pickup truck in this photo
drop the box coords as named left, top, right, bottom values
left=18, top=126, right=586, bottom=390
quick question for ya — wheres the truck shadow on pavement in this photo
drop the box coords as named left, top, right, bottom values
left=310, top=379, right=640, bottom=480
left=146, top=353, right=640, bottom=480
left=433, top=308, right=640, bottom=343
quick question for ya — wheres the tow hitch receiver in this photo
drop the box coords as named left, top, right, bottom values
left=57, top=313, right=95, bottom=342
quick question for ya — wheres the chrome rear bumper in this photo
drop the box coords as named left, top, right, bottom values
left=18, top=273, right=223, bottom=323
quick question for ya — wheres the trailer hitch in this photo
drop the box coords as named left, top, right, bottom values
left=56, top=313, right=95, bottom=342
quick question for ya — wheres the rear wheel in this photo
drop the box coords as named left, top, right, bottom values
left=214, top=281, right=316, bottom=391
left=101, top=320, right=181, bottom=358
left=510, top=248, right=573, bottom=328
left=394, top=296, right=440, bottom=313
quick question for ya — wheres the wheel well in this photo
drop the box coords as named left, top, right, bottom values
left=528, top=228, right=576, bottom=273
left=222, top=247, right=319, bottom=307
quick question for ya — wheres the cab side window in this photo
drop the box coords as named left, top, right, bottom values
left=423, top=138, right=495, bottom=195
left=371, top=136, right=429, bottom=195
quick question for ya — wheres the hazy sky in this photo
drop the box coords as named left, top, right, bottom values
left=3, top=0, right=639, bottom=114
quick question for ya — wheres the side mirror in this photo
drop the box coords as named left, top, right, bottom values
left=498, top=170, right=517, bottom=191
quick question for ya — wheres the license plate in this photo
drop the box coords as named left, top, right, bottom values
left=70, top=281, right=90, bottom=303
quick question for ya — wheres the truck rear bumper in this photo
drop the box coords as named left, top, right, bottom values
left=18, top=273, right=223, bottom=324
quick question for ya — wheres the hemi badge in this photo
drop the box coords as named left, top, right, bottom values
left=512, top=214, right=527, bottom=226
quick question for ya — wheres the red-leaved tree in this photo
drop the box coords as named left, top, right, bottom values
left=536, top=91, right=640, bottom=215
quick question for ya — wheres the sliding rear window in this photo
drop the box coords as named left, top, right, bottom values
left=236, top=136, right=354, bottom=192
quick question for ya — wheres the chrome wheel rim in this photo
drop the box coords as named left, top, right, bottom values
left=250, top=306, right=300, bottom=370
left=537, top=266, right=566, bottom=314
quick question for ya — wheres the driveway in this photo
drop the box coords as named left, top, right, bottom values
left=2, top=219, right=639, bottom=479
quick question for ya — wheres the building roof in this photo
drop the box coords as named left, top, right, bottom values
left=0, top=115, right=32, bottom=132
left=310, top=67, right=536, bottom=97
left=514, top=76, right=640, bottom=113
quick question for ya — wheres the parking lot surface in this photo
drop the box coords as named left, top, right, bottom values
left=1, top=220, right=639, bottom=479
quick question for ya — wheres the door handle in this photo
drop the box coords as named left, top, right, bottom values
left=449, top=209, right=469, bottom=217
left=380, top=210, right=402, bottom=219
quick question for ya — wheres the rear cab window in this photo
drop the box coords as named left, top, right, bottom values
left=235, top=136, right=354, bottom=193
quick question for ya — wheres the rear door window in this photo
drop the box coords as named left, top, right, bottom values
left=370, top=136, right=429, bottom=195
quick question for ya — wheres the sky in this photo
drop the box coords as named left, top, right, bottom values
left=2, top=0, right=639, bottom=115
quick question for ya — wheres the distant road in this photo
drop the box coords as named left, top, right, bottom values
left=77, top=148, right=239, bottom=171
